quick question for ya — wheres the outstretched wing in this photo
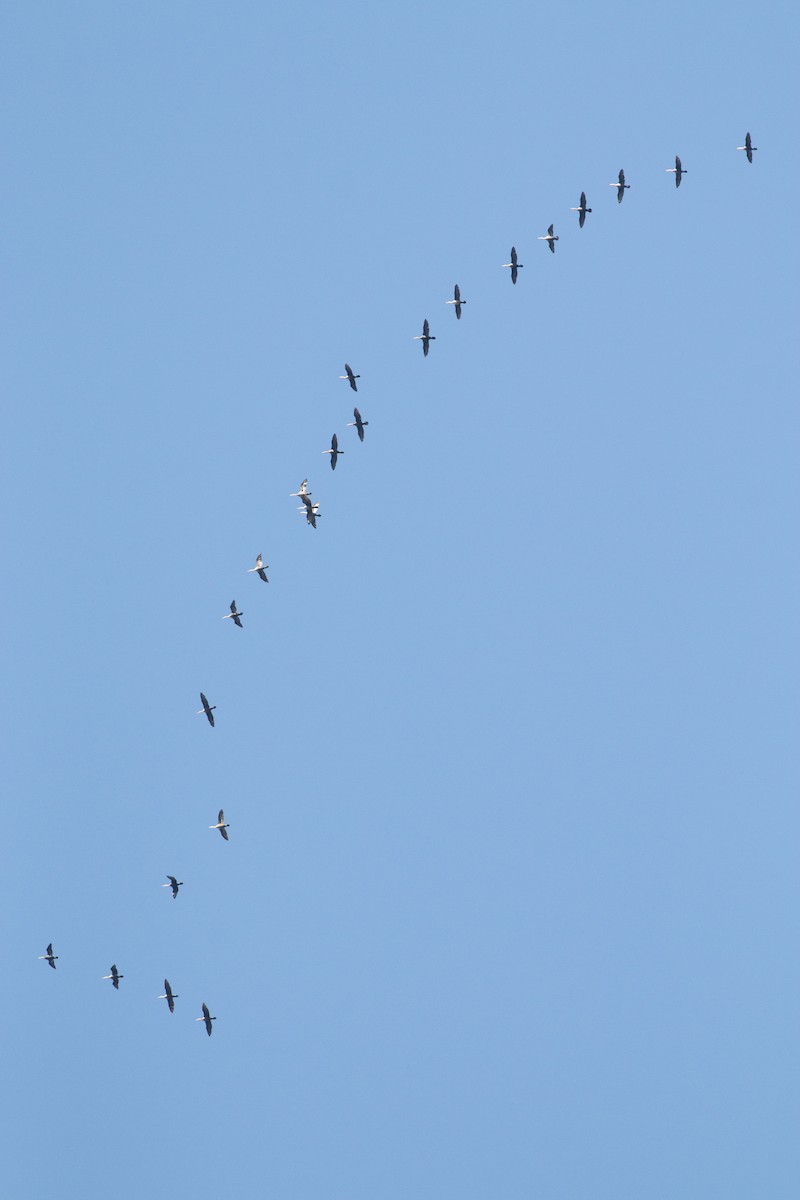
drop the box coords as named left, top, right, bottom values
left=454, top=284, right=460, bottom=302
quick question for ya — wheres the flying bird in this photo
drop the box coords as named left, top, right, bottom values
left=538, top=224, right=559, bottom=253
left=210, top=810, right=229, bottom=840
left=297, top=491, right=321, bottom=527
left=197, top=692, right=216, bottom=727
left=666, top=155, right=686, bottom=187
left=248, top=554, right=269, bottom=583
left=223, top=600, right=244, bottom=628
left=290, top=479, right=311, bottom=498
left=503, top=246, right=523, bottom=284
left=413, top=319, right=435, bottom=357
left=39, top=943, right=58, bottom=969
left=737, top=132, right=757, bottom=163
left=446, top=284, right=465, bottom=319
left=103, top=964, right=123, bottom=989
left=159, top=980, right=178, bottom=1013
left=570, top=192, right=592, bottom=228
left=323, top=433, right=343, bottom=470
left=610, top=169, right=630, bottom=203
left=197, top=1002, right=216, bottom=1036
left=340, top=363, right=360, bottom=391
left=163, top=876, right=183, bottom=900
left=347, top=408, right=368, bottom=442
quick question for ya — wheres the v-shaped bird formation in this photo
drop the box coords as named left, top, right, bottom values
left=38, top=133, right=758, bottom=1039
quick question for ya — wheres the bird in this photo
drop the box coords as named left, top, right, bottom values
left=163, top=875, right=183, bottom=899
left=413, top=319, right=435, bottom=357
left=159, top=979, right=178, bottom=1013
left=323, top=433, right=343, bottom=470
left=290, top=479, right=311, bottom=500
left=303, top=501, right=321, bottom=528
left=737, top=132, right=757, bottom=163
left=297, top=491, right=321, bottom=527
left=538, top=224, right=558, bottom=253
left=103, top=964, right=123, bottom=989
left=610, top=169, right=630, bottom=203
left=666, top=155, right=686, bottom=187
left=446, top=284, right=465, bottom=319
left=347, top=407, right=368, bottom=442
left=340, top=363, right=360, bottom=392
left=223, top=600, right=243, bottom=628
left=39, top=943, right=58, bottom=969
left=197, top=692, right=216, bottom=727
left=196, top=1002, right=216, bottom=1036
left=503, top=246, right=523, bottom=284
left=247, top=553, right=269, bottom=583
left=570, top=192, right=592, bottom=228
left=210, top=809, right=229, bottom=840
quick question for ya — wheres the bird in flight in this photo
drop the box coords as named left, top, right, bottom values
left=446, top=284, right=465, bottom=319
left=210, top=809, right=229, bottom=840
left=223, top=600, right=244, bottom=628
left=197, top=1002, right=216, bottom=1036
left=666, top=155, right=686, bottom=187
left=103, top=964, right=123, bottom=989
left=570, top=192, right=592, bottom=228
left=610, top=169, right=630, bottom=203
left=159, top=979, right=178, bottom=1013
left=197, top=692, right=216, bottom=727
left=39, top=943, right=58, bottom=969
left=248, top=553, right=269, bottom=583
left=503, top=246, right=523, bottom=284
left=340, top=363, right=360, bottom=391
left=347, top=408, right=368, bottom=442
left=163, top=875, right=183, bottom=900
left=737, top=132, right=757, bottom=163
left=323, top=433, right=343, bottom=470
left=413, top=319, right=435, bottom=357
left=538, top=224, right=559, bottom=253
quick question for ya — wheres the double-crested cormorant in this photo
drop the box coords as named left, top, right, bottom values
left=340, top=363, right=360, bottom=391
left=248, top=554, right=269, bottom=583
left=39, top=943, right=58, bottom=969
left=570, top=192, right=592, bottom=228
left=737, top=132, right=757, bottom=163
left=103, top=964, right=123, bottom=989
left=446, top=284, right=465, bottom=319
left=538, top=224, right=558, bottom=253
left=610, top=169, right=630, bottom=203
left=210, top=810, right=229, bottom=840
left=347, top=408, right=368, bottom=442
left=223, top=600, right=243, bottom=628
left=666, top=155, right=686, bottom=187
left=197, top=693, right=216, bottom=727
left=503, top=246, right=523, bottom=284
left=159, top=979, right=178, bottom=1012
left=324, top=433, right=343, bottom=469
left=197, top=1002, right=216, bottom=1036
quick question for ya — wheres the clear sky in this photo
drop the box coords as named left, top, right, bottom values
left=3, top=2, right=799, bottom=1197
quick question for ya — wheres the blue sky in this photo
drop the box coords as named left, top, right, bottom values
left=4, top=2, right=799, bottom=1197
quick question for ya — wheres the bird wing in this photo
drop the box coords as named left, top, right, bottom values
left=167, top=876, right=177, bottom=887
left=208, top=710, right=215, bottom=727
left=218, top=809, right=225, bottom=824
left=220, top=826, right=229, bottom=839
left=548, top=224, right=554, bottom=236
left=619, top=170, right=625, bottom=185
left=580, top=192, right=586, bottom=208
left=258, top=569, right=268, bottom=582
left=423, top=319, right=429, bottom=336
left=255, top=554, right=262, bottom=568
left=332, top=434, right=338, bottom=452
left=233, top=614, right=242, bottom=627
left=511, top=246, right=517, bottom=265
left=202, top=1003, right=210, bottom=1019
left=454, top=284, right=460, bottom=302
left=200, top=692, right=209, bottom=710
left=47, top=943, right=53, bottom=956
left=511, top=264, right=517, bottom=283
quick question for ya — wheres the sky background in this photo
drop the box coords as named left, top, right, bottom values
left=3, top=2, right=799, bottom=1197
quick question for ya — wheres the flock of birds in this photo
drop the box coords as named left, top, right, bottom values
left=38, top=133, right=759, bottom=1037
